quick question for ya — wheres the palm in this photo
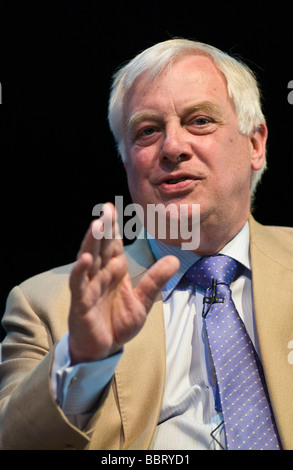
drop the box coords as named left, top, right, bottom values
left=68, top=203, right=179, bottom=365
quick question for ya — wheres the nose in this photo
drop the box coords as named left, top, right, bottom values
left=160, top=123, right=193, bottom=164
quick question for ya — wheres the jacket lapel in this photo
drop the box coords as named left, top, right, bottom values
left=114, top=237, right=166, bottom=449
left=250, top=216, right=293, bottom=450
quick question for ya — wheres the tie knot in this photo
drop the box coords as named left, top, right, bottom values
left=185, top=255, right=240, bottom=289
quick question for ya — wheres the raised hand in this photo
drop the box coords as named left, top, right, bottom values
left=68, top=203, right=180, bottom=365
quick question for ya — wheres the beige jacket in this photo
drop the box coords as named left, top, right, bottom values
left=0, top=216, right=293, bottom=450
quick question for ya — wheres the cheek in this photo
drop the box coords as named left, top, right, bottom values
left=125, top=145, right=156, bottom=179
left=125, top=157, right=145, bottom=184
left=124, top=155, right=151, bottom=199
left=219, top=133, right=252, bottom=169
left=231, top=139, right=253, bottom=181
left=205, top=136, right=252, bottom=190
left=222, top=141, right=252, bottom=192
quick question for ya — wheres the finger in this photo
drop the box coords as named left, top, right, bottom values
left=77, top=203, right=118, bottom=277
left=77, top=220, right=102, bottom=260
left=134, top=255, right=180, bottom=312
left=69, top=252, right=93, bottom=301
left=95, top=203, right=124, bottom=268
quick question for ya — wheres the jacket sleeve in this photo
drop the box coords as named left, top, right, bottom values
left=0, top=274, right=95, bottom=449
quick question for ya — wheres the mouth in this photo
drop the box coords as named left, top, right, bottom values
left=164, top=177, right=190, bottom=184
left=156, top=173, right=202, bottom=193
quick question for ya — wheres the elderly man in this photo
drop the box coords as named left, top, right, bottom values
left=0, top=39, right=292, bottom=450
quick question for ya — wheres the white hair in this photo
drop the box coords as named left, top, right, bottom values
left=108, top=38, right=267, bottom=195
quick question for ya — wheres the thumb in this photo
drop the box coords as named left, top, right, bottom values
left=134, top=255, right=180, bottom=312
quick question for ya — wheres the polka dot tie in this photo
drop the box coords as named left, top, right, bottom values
left=186, top=255, right=281, bottom=450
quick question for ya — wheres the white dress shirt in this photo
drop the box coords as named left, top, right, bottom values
left=51, top=221, right=258, bottom=449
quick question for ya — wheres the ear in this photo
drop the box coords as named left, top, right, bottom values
left=250, top=123, right=268, bottom=171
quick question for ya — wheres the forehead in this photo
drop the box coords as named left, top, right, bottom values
left=124, top=54, right=231, bottom=118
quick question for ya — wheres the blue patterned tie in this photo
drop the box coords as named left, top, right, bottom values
left=186, top=255, right=281, bottom=450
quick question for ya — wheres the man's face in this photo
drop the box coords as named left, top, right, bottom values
left=122, top=54, right=266, bottom=249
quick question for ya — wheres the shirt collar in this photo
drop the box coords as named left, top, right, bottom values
left=147, top=221, right=250, bottom=301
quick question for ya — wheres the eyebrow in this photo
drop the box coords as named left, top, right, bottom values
left=184, top=101, right=222, bottom=118
left=125, top=101, right=223, bottom=133
left=126, top=112, right=162, bottom=134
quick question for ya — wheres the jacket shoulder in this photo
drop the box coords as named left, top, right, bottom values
left=250, top=216, right=293, bottom=267
left=4, top=263, right=75, bottom=341
left=18, top=263, right=74, bottom=301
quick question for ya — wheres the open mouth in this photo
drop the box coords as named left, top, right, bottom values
left=165, top=177, right=188, bottom=184
left=157, top=176, right=198, bottom=193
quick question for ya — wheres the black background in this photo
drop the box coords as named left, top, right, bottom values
left=1, top=1, right=293, bottom=338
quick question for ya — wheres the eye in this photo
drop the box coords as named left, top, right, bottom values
left=133, top=125, right=161, bottom=146
left=194, top=117, right=211, bottom=126
left=185, top=115, right=219, bottom=135
left=140, top=127, right=156, bottom=136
